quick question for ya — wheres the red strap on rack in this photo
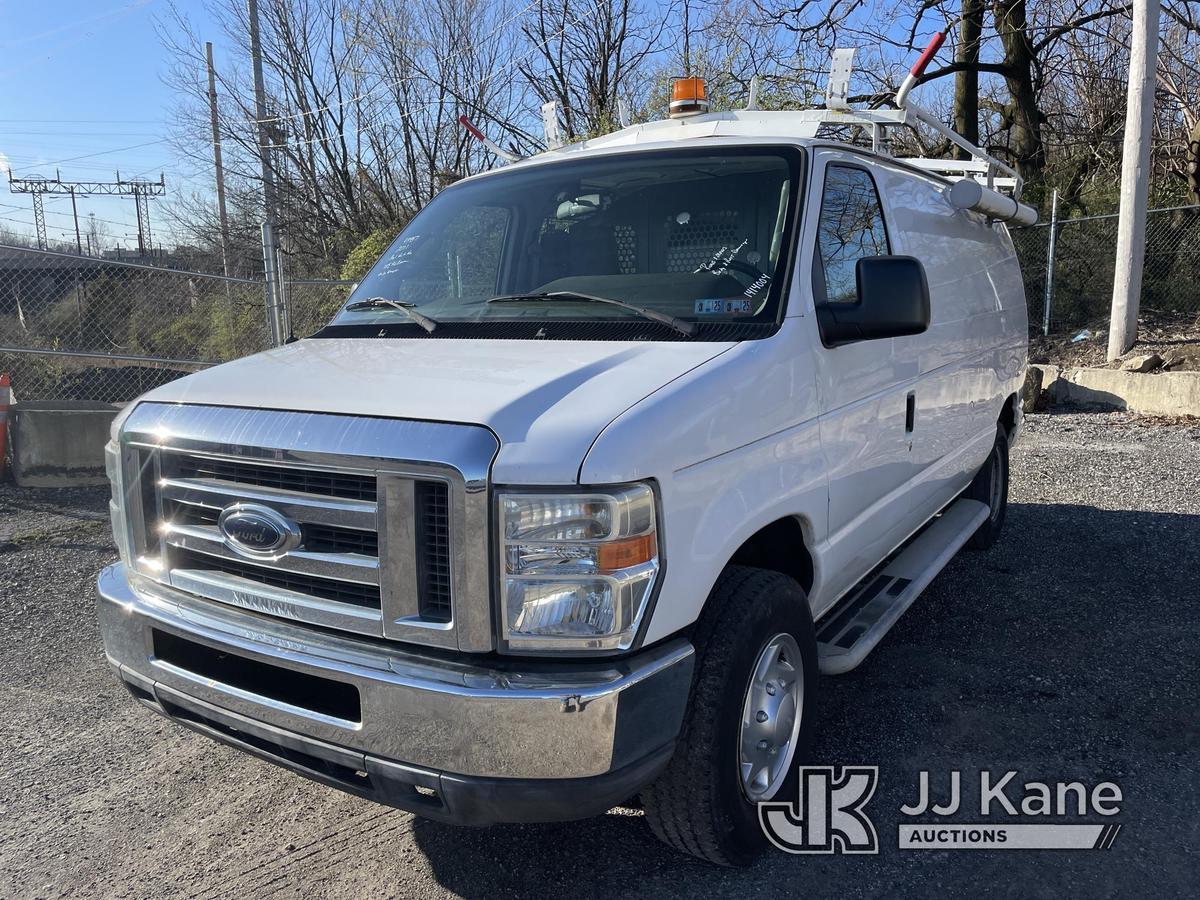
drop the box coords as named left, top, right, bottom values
left=458, top=115, right=486, bottom=143
left=911, top=30, right=947, bottom=78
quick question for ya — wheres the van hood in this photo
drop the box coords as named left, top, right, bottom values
left=138, top=337, right=735, bottom=483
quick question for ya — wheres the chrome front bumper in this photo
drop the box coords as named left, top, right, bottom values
left=96, top=563, right=694, bottom=823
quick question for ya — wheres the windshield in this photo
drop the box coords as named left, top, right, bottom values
left=324, top=146, right=803, bottom=340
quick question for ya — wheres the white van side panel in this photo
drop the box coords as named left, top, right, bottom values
left=877, top=159, right=1028, bottom=509
left=804, top=151, right=1028, bottom=619
left=580, top=315, right=827, bottom=646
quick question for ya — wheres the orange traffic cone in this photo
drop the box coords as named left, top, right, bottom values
left=0, top=372, right=10, bottom=481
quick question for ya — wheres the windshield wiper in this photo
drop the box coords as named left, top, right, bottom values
left=344, top=297, right=438, bottom=333
left=487, top=291, right=696, bottom=337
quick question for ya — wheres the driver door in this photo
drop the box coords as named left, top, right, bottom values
left=810, top=153, right=926, bottom=603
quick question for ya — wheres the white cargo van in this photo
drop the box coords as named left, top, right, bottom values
left=97, top=61, right=1031, bottom=864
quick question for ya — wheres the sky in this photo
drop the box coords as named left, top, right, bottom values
left=0, top=0, right=942, bottom=253
left=0, top=0, right=223, bottom=250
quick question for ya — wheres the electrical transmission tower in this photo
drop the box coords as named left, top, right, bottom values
left=7, top=170, right=166, bottom=254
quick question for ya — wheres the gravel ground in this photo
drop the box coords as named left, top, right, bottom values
left=1, top=412, right=1197, bottom=899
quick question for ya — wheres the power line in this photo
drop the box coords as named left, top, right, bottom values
left=1, top=130, right=165, bottom=137
left=0, top=118, right=168, bottom=125
left=0, top=153, right=175, bottom=176
left=0, top=200, right=134, bottom=231
left=38, top=139, right=169, bottom=168
left=1, top=140, right=174, bottom=179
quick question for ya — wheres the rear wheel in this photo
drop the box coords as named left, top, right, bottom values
left=642, top=566, right=817, bottom=866
left=965, top=425, right=1009, bottom=550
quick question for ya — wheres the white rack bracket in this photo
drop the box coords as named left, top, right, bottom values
left=826, top=49, right=856, bottom=110
left=541, top=101, right=564, bottom=151
left=745, top=75, right=761, bottom=111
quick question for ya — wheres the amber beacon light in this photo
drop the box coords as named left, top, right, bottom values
left=669, top=77, right=709, bottom=118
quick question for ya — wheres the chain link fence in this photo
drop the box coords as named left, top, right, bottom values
left=6, top=205, right=1200, bottom=402
left=1012, top=204, right=1200, bottom=335
left=281, top=278, right=355, bottom=341
left=0, top=243, right=352, bottom=404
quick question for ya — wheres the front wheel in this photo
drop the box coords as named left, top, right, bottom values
left=642, top=566, right=818, bottom=866
left=964, top=425, right=1010, bottom=550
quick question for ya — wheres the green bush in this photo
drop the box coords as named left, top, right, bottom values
left=340, top=227, right=402, bottom=283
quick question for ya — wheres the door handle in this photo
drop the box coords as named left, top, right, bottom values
left=905, top=392, right=916, bottom=433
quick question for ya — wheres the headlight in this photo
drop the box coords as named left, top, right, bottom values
left=497, top=484, right=661, bottom=652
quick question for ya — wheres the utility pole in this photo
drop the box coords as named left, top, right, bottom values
left=206, top=41, right=233, bottom=279
left=69, top=187, right=82, bottom=254
left=1108, top=0, right=1161, bottom=361
left=133, top=185, right=146, bottom=256
left=247, top=0, right=284, bottom=345
left=1042, top=188, right=1059, bottom=336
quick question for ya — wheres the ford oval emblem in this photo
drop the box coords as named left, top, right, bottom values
left=217, top=504, right=301, bottom=557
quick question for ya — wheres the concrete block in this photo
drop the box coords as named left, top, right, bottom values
left=1037, top=365, right=1062, bottom=404
left=1021, top=366, right=1043, bottom=413
left=1055, top=369, right=1200, bottom=416
left=1025, top=364, right=1061, bottom=411
left=11, top=401, right=119, bottom=487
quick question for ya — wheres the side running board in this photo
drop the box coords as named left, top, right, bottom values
left=816, top=498, right=990, bottom=675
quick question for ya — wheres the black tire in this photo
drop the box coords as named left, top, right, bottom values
left=964, top=425, right=1009, bottom=550
left=642, top=566, right=818, bottom=866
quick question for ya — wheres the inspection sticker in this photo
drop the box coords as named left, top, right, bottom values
left=694, top=298, right=753, bottom=315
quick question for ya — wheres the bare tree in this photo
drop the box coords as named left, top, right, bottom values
left=159, top=0, right=538, bottom=270
left=518, top=0, right=666, bottom=139
left=151, top=0, right=1200, bottom=274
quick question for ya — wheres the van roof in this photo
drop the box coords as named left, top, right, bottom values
left=553, top=110, right=831, bottom=152
left=456, top=45, right=1034, bottom=223
left=483, top=108, right=1018, bottom=198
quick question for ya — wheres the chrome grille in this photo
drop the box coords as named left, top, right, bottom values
left=116, top=403, right=498, bottom=652
left=166, top=499, right=380, bottom=556
left=172, top=547, right=383, bottom=609
left=155, top=450, right=386, bottom=634
left=173, top=455, right=378, bottom=501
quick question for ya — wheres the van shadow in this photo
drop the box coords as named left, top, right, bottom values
left=412, top=502, right=1200, bottom=899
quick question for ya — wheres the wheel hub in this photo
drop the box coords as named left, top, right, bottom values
left=738, top=632, right=804, bottom=801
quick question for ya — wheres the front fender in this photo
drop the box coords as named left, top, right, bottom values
left=580, top=320, right=827, bottom=646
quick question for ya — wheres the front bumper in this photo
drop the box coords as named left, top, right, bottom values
left=96, top=563, right=694, bottom=824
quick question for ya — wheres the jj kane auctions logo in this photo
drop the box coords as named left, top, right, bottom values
left=760, top=767, right=1123, bottom=853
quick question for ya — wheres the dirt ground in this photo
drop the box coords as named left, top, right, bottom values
left=1, top=412, right=1197, bottom=899
left=1031, top=310, right=1200, bottom=370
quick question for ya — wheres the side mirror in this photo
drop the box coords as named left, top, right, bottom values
left=815, top=255, right=930, bottom=346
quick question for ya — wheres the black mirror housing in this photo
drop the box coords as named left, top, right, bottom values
left=815, top=255, right=931, bottom=346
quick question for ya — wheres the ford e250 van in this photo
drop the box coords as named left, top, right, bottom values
left=97, top=67, right=1033, bottom=865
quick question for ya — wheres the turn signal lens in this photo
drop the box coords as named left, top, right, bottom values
left=670, top=77, right=709, bottom=118
left=597, top=533, right=657, bottom=570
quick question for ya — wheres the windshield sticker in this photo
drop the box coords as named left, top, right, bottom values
left=694, top=238, right=749, bottom=275
left=375, top=234, right=420, bottom=276
left=743, top=274, right=771, bottom=297
left=695, top=298, right=753, bottom=315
